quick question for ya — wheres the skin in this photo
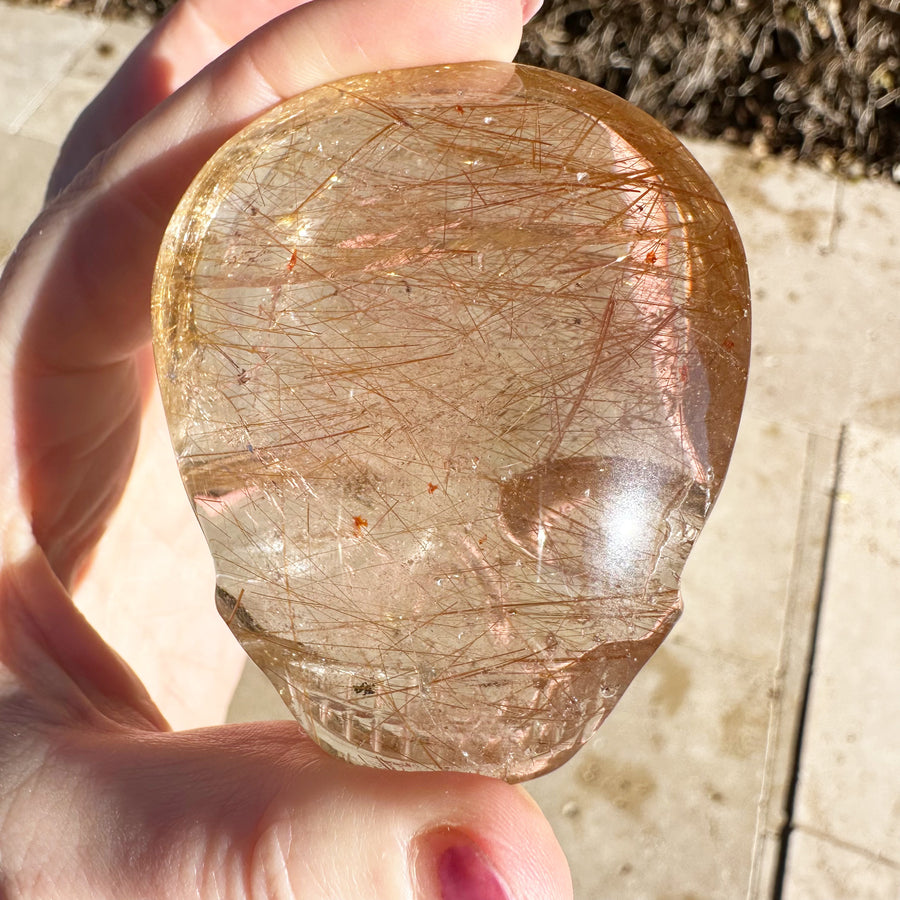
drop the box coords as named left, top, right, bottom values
left=0, top=0, right=572, bottom=897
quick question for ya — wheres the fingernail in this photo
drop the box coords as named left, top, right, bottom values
left=522, top=0, right=544, bottom=25
left=438, top=842, right=511, bottom=900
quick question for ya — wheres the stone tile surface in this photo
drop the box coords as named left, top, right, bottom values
left=21, top=19, right=146, bottom=144
left=783, top=827, right=900, bottom=900
left=685, top=140, right=900, bottom=440
left=792, top=423, right=900, bottom=863
left=0, top=130, right=58, bottom=261
left=0, top=3, right=101, bottom=131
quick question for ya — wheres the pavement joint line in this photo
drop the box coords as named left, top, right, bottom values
left=793, top=824, right=900, bottom=872
left=772, top=424, right=846, bottom=899
left=746, top=429, right=840, bottom=899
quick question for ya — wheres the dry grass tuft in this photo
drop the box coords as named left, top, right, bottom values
left=519, top=0, right=900, bottom=179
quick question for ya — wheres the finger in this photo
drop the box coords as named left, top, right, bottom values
left=0, top=554, right=570, bottom=899
left=19, top=0, right=529, bottom=370
left=52, top=0, right=544, bottom=196
left=49, top=0, right=318, bottom=197
left=4, top=719, right=572, bottom=900
left=0, top=546, right=169, bottom=732
left=2, top=0, right=530, bottom=585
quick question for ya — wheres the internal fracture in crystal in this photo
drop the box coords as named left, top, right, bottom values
left=152, top=61, right=751, bottom=782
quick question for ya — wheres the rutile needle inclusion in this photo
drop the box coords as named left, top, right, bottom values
left=152, top=62, right=750, bottom=782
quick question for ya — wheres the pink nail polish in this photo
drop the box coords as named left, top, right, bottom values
left=522, top=0, right=544, bottom=25
left=438, top=843, right=511, bottom=900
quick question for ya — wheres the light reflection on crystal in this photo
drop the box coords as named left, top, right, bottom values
left=153, top=62, right=750, bottom=782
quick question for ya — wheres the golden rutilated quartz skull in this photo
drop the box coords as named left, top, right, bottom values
left=152, top=62, right=750, bottom=782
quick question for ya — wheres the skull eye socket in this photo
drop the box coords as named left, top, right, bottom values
left=497, top=456, right=691, bottom=587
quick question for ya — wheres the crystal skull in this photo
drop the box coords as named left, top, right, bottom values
left=152, top=61, right=750, bottom=782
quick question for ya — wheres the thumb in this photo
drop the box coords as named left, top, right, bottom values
left=1, top=0, right=529, bottom=584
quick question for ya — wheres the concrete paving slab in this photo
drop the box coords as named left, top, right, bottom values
left=16, top=73, right=104, bottom=146
left=66, top=19, right=147, bottom=82
left=680, top=418, right=816, bottom=667
left=0, top=129, right=58, bottom=261
left=526, top=640, right=772, bottom=899
left=791, top=423, right=900, bottom=864
left=685, top=141, right=900, bottom=441
left=20, top=19, right=146, bottom=145
left=0, top=3, right=101, bottom=132
left=782, top=827, right=900, bottom=900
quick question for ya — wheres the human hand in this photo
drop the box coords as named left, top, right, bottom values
left=0, top=1, right=572, bottom=897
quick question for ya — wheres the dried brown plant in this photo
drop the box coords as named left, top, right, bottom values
left=519, top=0, right=900, bottom=178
